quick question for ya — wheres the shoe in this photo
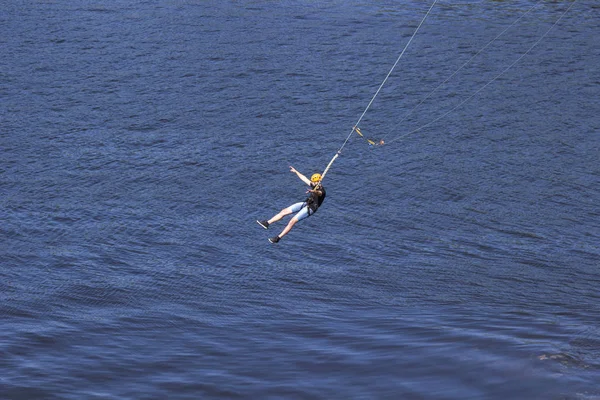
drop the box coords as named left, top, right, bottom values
left=268, top=236, right=280, bottom=244
left=257, top=220, right=269, bottom=229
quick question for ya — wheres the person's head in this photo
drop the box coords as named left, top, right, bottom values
left=311, top=173, right=322, bottom=185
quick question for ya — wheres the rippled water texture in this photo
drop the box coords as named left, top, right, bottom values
left=2, top=1, right=599, bottom=399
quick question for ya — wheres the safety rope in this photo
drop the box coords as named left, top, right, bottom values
left=318, top=0, right=439, bottom=184
left=320, top=0, right=576, bottom=182
left=380, top=0, right=545, bottom=144
left=386, top=0, right=577, bottom=145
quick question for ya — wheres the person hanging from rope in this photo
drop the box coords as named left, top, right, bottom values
left=257, top=166, right=326, bottom=244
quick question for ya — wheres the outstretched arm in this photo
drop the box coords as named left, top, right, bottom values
left=289, top=166, right=311, bottom=186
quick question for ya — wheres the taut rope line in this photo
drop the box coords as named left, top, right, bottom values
left=318, top=0, right=439, bottom=184
left=380, top=0, right=545, bottom=144
left=386, top=0, right=577, bottom=145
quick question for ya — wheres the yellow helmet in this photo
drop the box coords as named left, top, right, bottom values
left=311, top=173, right=322, bottom=183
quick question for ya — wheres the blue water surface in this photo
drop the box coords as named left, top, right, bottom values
left=2, top=1, right=600, bottom=399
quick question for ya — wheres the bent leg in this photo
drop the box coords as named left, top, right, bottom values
left=268, top=208, right=292, bottom=225
left=274, top=205, right=310, bottom=240
left=277, top=217, right=299, bottom=239
left=268, top=202, right=304, bottom=225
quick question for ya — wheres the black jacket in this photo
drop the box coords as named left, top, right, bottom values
left=305, top=184, right=326, bottom=214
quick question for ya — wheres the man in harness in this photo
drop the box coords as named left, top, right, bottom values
left=257, top=166, right=326, bottom=244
